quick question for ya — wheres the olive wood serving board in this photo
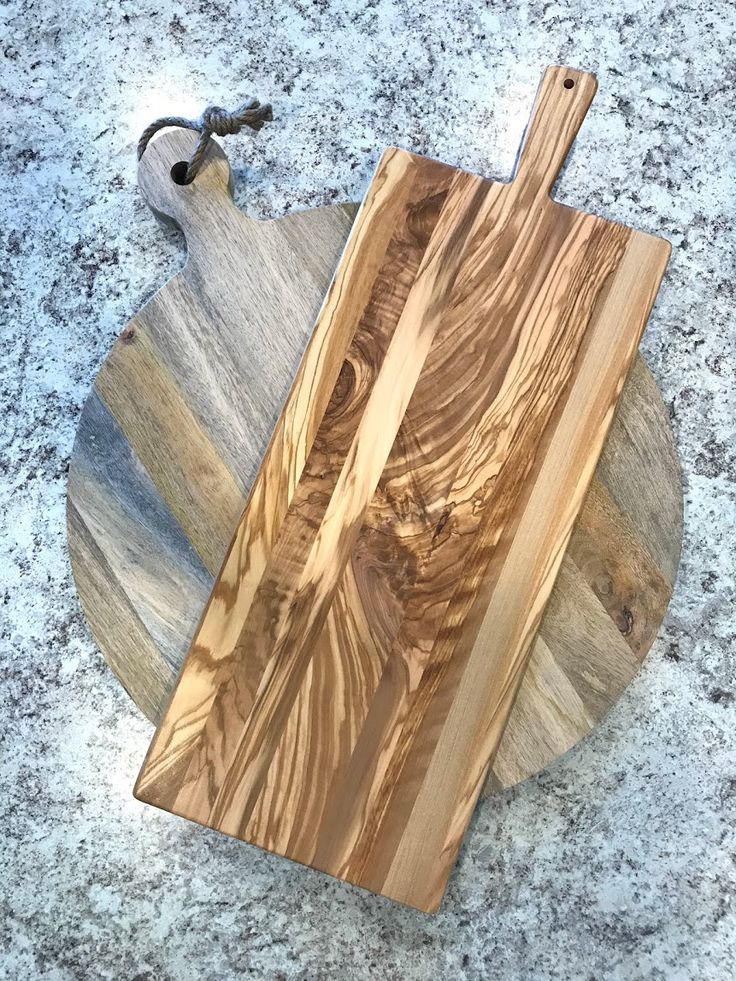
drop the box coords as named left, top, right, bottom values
left=133, top=66, right=673, bottom=910
left=68, top=67, right=681, bottom=912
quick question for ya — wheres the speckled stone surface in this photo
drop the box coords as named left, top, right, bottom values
left=2, top=1, right=735, bottom=977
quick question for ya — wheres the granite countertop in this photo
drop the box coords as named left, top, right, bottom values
left=1, top=0, right=734, bottom=978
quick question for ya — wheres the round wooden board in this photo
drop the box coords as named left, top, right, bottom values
left=67, top=130, right=683, bottom=797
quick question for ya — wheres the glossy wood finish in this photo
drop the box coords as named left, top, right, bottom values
left=126, top=67, right=672, bottom=911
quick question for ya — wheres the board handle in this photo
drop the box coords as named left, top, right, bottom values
left=512, top=66, right=598, bottom=198
left=137, top=128, right=244, bottom=242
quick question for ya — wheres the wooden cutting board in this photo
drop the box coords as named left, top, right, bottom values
left=68, top=142, right=682, bottom=798
left=132, top=66, right=672, bottom=911
left=68, top=66, right=680, bottom=912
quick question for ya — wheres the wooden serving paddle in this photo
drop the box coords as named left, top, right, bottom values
left=135, top=66, right=671, bottom=912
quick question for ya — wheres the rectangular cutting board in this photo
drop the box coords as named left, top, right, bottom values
left=135, top=66, right=670, bottom=912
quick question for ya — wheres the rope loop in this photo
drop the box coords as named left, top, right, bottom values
left=137, top=98, right=272, bottom=183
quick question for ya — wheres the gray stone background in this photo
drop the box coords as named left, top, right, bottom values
left=1, top=0, right=734, bottom=978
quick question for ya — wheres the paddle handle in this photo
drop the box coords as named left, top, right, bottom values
left=137, top=128, right=245, bottom=246
left=512, top=66, right=598, bottom=198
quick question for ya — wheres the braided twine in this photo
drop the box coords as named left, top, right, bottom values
left=137, top=98, right=273, bottom=183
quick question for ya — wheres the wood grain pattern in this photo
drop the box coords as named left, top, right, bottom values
left=67, top=124, right=682, bottom=799
left=126, top=67, right=672, bottom=911
left=69, top=340, right=681, bottom=787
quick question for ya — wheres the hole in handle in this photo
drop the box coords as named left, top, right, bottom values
left=170, top=161, right=193, bottom=185
left=563, top=78, right=575, bottom=89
